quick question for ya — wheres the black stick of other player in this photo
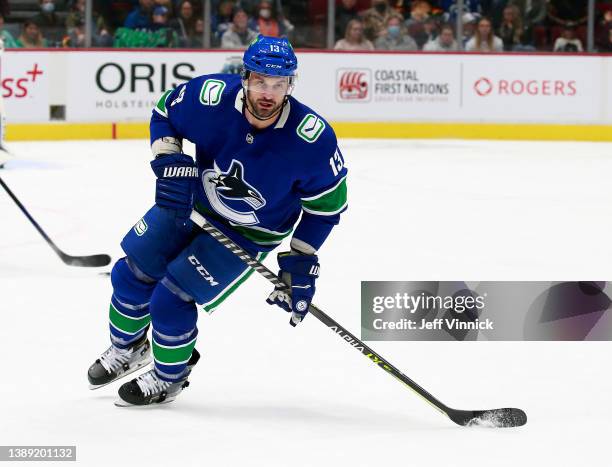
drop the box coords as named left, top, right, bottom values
left=190, top=210, right=526, bottom=428
left=0, top=176, right=111, bottom=268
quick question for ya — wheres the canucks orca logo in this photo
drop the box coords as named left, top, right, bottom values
left=202, top=159, right=266, bottom=225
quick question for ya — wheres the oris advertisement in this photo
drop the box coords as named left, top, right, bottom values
left=2, top=50, right=611, bottom=124
left=64, top=52, right=228, bottom=121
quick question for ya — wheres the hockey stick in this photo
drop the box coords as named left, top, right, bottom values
left=190, top=211, right=526, bottom=428
left=0, top=176, right=111, bottom=267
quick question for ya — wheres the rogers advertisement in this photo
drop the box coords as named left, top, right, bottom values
left=2, top=50, right=610, bottom=125
left=460, top=55, right=603, bottom=123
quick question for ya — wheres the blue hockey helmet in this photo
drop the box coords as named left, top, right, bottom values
left=242, top=34, right=298, bottom=78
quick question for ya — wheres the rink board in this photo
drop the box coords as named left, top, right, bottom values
left=5, top=121, right=612, bottom=142
left=2, top=49, right=612, bottom=141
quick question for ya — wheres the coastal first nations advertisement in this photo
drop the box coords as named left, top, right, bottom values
left=1, top=50, right=611, bottom=131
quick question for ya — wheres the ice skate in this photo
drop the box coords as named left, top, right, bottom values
left=115, top=348, right=200, bottom=407
left=88, top=336, right=151, bottom=390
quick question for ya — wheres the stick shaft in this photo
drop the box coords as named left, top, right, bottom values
left=0, top=176, right=62, bottom=255
left=0, top=176, right=111, bottom=267
left=190, top=211, right=451, bottom=417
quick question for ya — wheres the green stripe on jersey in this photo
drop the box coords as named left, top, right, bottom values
left=109, top=303, right=151, bottom=335
left=203, top=252, right=268, bottom=313
left=153, top=337, right=197, bottom=365
left=154, top=89, right=172, bottom=117
left=229, top=225, right=292, bottom=246
left=301, top=176, right=348, bottom=216
left=193, top=204, right=291, bottom=246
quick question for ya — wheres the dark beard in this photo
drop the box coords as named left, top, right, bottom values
left=245, top=93, right=284, bottom=120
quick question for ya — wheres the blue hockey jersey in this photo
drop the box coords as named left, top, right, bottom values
left=150, top=73, right=348, bottom=254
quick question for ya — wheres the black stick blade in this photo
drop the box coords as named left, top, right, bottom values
left=60, top=253, right=111, bottom=268
left=448, top=408, right=527, bottom=428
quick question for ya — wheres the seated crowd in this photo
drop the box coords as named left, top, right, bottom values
left=0, top=0, right=610, bottom=52
left=334, top=0, right=612, bottom=52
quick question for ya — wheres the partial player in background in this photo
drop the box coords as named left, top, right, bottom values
left=87, top=35, right=348, bottom=406
left=0, top=36, right=8, bottom=169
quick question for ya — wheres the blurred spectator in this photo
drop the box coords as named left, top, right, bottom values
left=553, top=25, right=583, bottom=52
left=375, top=14, right=418, bottom=50
left=235, top=0, right=257, bottom=16
left=483, top=0, right=507, bottom=28
left=498, top=4, right=533, bottom=50
left=404, top=1, right=434, bottom=48
left=441, top=0, right=482, bottom=24
left=65, top=0, right=112, bottom=47
left=602, top=8, right=612, bottom=29
left=124, top=0, right=154, bottom=30
left=151, top=5, right=179, bottom=45
left=596, top=8, right=612, bottom=50
left=503, top=0, right=545, bottom=47
left=17, top=19, right=49, bottom=47
left=405, top=0, right=430, bottom=25
left=461, top=12, right=478, bottom=45
left=62, top=18, right=86, bottom=47
left=191, top=18, right=204, bottom=47
left=548, top=0, right=588, bottom=28
left=334, top=18, right=374, bottom=50
left=0, top=14, right=19, bottom=48
left=361, top=0, right=397, bottom=41
left=221, top=56, right=244, bottom=74
left=221, top=8, right=257, bottom=48
left=424, top=17, right=439, bottom=43
left=335, top=0, right=360, bottom=41
left=154, top=0, right=174, bottom=18
left=170, top=0, right=197, bottom=46
left=600, top=26, right=612, bottom=52
left=465, top=16, right=503, bottom=51
left=32, top=0, right=64, bottom=45
left=115, top=4, right=179, bottom=46
left=386, top=0, right=404, bottom=16
left=248, top=0, right=287, bottom=37
left=0, top=0, right=8, bottom=19
left=423, top=23, right=459, bottom=51
left=152, top=6, right=169, bottom=27
left=100, top=1, right=132, bottom=31
left=213, top=0, right=234, bottom=42
left=412, top=16, right=439, bottom=48
left=509, top=0, right=547, bottom=28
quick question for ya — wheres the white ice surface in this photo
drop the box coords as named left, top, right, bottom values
left=1, top=139, right=612, bottom=466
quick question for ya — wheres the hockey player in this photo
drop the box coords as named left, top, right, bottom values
left=87, top=35, right=348, bottom=406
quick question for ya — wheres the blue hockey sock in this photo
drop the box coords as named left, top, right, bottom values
left=149, top=277, right=198, bottom=382
left=108, top=257, right=156, bottom=349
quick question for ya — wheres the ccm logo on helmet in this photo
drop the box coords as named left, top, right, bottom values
left=265, top=64, right=282, bottom=68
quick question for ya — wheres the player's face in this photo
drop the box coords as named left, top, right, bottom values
left=246, top=72, right=290, bottom=118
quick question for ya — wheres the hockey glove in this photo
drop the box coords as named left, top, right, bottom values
left=150, top=153, right=198, bottom=227
left=266, top=251, right=320, bottom=327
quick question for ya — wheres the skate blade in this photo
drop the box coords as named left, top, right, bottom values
left=114, top=396, right=177, bottom=408
left=88, top=357, right=152, bottom=391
